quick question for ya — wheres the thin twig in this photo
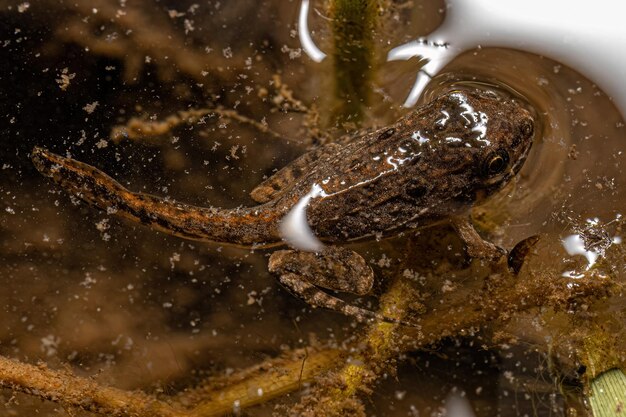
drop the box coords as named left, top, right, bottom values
left=111, top=107, right=292, bottom=143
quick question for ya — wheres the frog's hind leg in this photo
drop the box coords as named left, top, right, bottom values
left=268, top=247, right=401, bottom=324
left=276, top=272, right=387, bottom=323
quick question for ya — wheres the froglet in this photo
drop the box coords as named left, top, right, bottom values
left=32, top=89, right=535, bottom=322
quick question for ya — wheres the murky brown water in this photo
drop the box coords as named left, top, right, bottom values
left=1, top=1, right=624, bottom=416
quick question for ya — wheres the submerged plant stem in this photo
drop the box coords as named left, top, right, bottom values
left=189, top=348, right=343, bottom=417
left=110, top=107, right=288, bottom=143
left=329, top=0, right=381, bottom=123
left=0, top=355, right=188, bottom=417
left=330, top=277, right=414, bottom=399
left=0, top=348, right=344, bottom=417
left=287, top=269, right=418, bottom=416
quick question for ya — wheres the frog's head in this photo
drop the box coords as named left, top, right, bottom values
left=470, top=90, right=535, bottom=199
left=424, top=89, right=535, bottom=202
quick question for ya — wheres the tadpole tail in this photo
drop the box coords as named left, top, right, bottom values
left=31, top=147, right=282, bottom=246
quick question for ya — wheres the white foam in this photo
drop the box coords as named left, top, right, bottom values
left=561, top=232, right=622, bottom=278
left=387, top=0, right=626, bottom=114
left=298, top=0, right=327, bottom=63
left=279, top=183, right=327, bottom=252
left=562, top=234, right=599, bottom=272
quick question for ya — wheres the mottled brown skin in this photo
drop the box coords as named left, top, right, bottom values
left=31, top=89, right=535, bottom=323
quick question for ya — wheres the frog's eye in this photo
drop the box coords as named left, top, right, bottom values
left=482, top=149, right=510, bottom=176
left=520, top=118, right=534, bottom=138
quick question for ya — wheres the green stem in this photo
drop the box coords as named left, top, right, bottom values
left=190, top=348, right=343, bottom=417
left=329, top=0, right=380, bottom=123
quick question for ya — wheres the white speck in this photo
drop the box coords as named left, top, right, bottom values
left=95, top=139, right=108, bottom=149
left=376, top=254, right=391, bottom=268
left=169, top=252, right=181, bottom=269
left=83, top=101, right=99, bottom=114
left=95, top=218, right=109, bottom=232
left=281, top=44, right=303, bottom=59
left=40, top=334, right=61, bottom=357
left=279, top=183, right=327, bottom=252
left=80, top=273, right=97, bottom=288
left=17, top=2, right=30, bottom=13
left=183, top=18, right=195, bottom=34
left=56, top=67, right=75, bottom=91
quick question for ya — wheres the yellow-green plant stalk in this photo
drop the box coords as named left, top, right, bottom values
left=329, top=0, right=382, bottom=123
left=589, top=369, right=626, bottom=417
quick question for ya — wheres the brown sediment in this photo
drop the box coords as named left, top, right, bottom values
left=31, top=147, right=282, bottom=246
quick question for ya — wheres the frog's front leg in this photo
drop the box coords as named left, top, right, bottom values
left=451, top=216, right=506, bottom=261
left=268, top=247, right=391, bottom=323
